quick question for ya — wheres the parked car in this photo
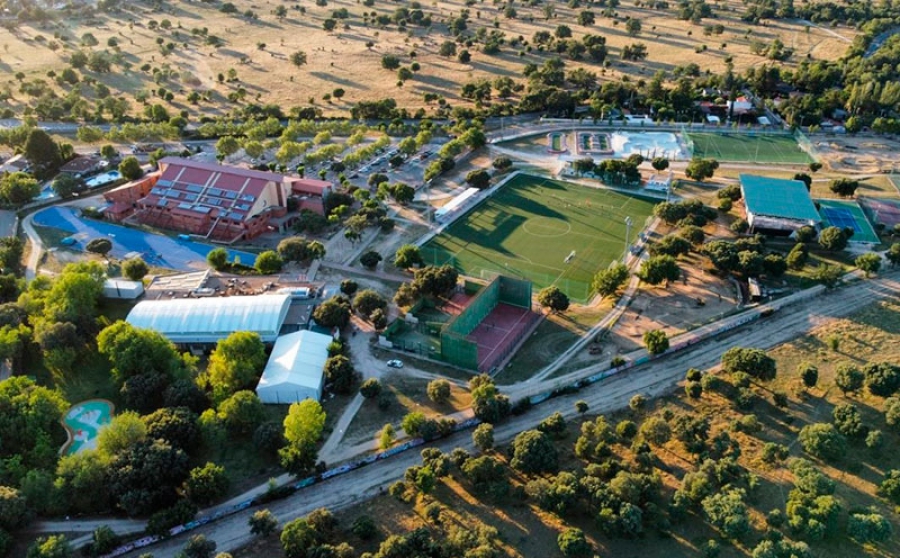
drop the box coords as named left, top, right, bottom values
left=387, top=359, right=404, bottom=369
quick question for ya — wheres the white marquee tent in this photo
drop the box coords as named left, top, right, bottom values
left=256, top=330, right=333, bottom=404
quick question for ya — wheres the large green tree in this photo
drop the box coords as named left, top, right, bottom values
left=0, top=172, right=40, bottom=205
left=204, top=331, right=267, bottom=401
left=637, top=255, right=680, bottom=285
left=24, top=128, right=63, bottom=179
left=280, top=400, right=326, bottom=475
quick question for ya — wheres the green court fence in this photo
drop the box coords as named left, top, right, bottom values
left=680, top=124, right=695, bottom=156
left=441, top=276, right=502, bottom=369
left=498, top=276, right=532, bottom=309
left=794, top=128, right=818, bottom=160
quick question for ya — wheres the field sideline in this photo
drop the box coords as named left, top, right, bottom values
left=421, top=174, right=656, bottom=302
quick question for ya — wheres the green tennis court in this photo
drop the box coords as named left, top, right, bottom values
left=421, top=174, right=655, bottom=302
left=815, top=198, right=880, bottom=244
left=688, top=132, right=813, bottom=164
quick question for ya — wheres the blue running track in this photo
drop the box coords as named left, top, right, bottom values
left=33, top=207, right=258, bottom=270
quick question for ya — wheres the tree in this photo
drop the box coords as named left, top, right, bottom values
left=85, top=238, right=113, bottom=256
left=216, top=136, right=240, bottom=158
left=412, top=265, right=458, bottom=298
left=353, top=289, right=387, bottom=319
left=27, top=535, right=73, bottom=558
left=637, top=255, right=680, bottom=286
left=142, top=406, right=200, bottom=450
left=281, top=518, right=317, bottom=558
left=799, top=363, right=818, bottom=389
left=255, top=250, right=283, bottom=274
left=184, top=462, right=229, bottom=506
left=511, top=429, right=558, bottom=474
left=848, top=512, right=892, bottom=543
left=702, top=489, right=749, bottom=539
left=277, top=237, right=311, bottom=263
left=360, top=251, right=382, bottom=270
left=280, top=400, right=326, bottom=475
left=593, top=262, right=629, bottom=297
left=324, top=355, right=356, bottom=394
left=250, top=509, right=279, bottom=537
left=205, top=332, right=267, bottom=400
left=359, top=378, right=382, bottom=399
left=290, top=50, right=307, bottom=66
left=818, top=226, right=847, bottom=251
left=465, top=169, right=491, bottom=190
left=427, top=379, right=451, bottom=404
left=207, top=248, right=228, bottom=270
left=0, top=486, right=29, bottom=531
left=798, top=423, right=846, bottom=461
left=855, top=253, right=881, bottom=277
left=493, top=156, right=512, bottom=171
left=879, top=470, right=900, bottom=504
left=558, top=528, right=591, bottom=557
left=639, top=416, right=671, bottom=446
left=829, top=178, right=859, bottom=198
left=643, top=329, right=669, bottom=355
left=378, top=424, right=396, bottom=450
left=24, top=129, right=62, bottom=179
left=537, top=286, right=570, bottom=313
left=762, top=254, right=787, bottom=277
left=651, top=157, right=669, bottom=171
left=183, top=534, right=217, bottom=558
left=625, top=18, right=642, bottom=36
left=312, top=296, right=351, bottom=329
left=651, top=234, right=692, bottom=257
left=721, top=347, right=777, bottom=381
left=864, top=362, right=900, bottom=397
left=122, top=257, right=149, bottom=281
left=836, top=363, right=864, bottom=394
left=394, top=244, right=423, bottom=269
left=107, top=438, right=189, bottom=515
left=118, top=156, right=143, bottom=181
left=473, top=423, right=494, bottom=452
left=217, top=391, right=265, bottom=435
left=685, top=157, right=719, bottom=182
left=51, top=173, right=80, bottom=199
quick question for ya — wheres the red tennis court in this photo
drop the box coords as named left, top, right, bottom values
left=467, top=302, right=541, bottom=372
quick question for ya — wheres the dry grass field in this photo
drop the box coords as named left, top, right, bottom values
left=0, top=0, right=857, bottom=118
left=235, top=299, right=900, bottom=558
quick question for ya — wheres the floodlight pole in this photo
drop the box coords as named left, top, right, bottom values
left=624, top=216, right=633, bottom=262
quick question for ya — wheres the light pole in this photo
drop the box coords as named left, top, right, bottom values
left=623, top=216, right=633, bottom=262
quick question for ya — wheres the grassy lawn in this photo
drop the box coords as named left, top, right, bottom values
left=810, top=174, right=900, bottom=199
left=343, top=373, right=472, bottom=446
left=688, top=132, right=813, bottom=164
left=420, top=174, right=655, bottom=302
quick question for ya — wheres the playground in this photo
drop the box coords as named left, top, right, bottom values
left=60, top=399, right=114, bottom=455
left=687, top=132, right=813, bottom=164
left=420, top=174, right=655, bottom=302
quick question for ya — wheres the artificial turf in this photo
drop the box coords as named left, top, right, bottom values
left=421, top=174, right=656, bottom=302
left=687, top=132, right=814, bottom=164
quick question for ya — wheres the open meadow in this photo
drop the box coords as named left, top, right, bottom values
left=0, top=0, right=857, bottom=118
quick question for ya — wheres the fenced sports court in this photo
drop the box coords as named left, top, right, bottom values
left=816, top=198, right=880, bottom=243
left=686, top=131, right=814, bottom=164
left=859, top=196, right=900, bottom=229
left=421, top=174, right=656, bottom=302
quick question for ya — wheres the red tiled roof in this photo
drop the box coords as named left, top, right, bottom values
left=288, top=177, right=331, bottom=196
left=60, top=156, right=101, bottom=173
left=158, top=157, right=287, bottom=183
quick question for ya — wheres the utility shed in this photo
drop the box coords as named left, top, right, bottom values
left=103, top=279, right=145, bottom=300
left=126, top=294, right=291, bottom=345
left=256, top=330, right=333, bottom=403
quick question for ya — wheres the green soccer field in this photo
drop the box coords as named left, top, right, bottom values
left=421, top=174, right=656, bottom=302
left=687, top=132, right=814, bottom=164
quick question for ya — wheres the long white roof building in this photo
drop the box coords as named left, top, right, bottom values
left=126, top=294, right=292, bottom=344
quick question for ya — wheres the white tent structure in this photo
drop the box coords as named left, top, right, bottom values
left=256, top=330, right=333, bottom=404
left=103, top=279, right=145, bottom=299
left=126, top=294, right=291, bottom=345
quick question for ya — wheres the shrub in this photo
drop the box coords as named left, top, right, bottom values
left=426, top=379, right=451, bottom=404
left=798, top=423, right=846, bottom=461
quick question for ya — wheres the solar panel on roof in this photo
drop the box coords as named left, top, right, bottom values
left=236, top=204, right=250, bottom=211
left=178, top=202, right=193, bottom=210
left=157, top=199, right=168, bottom=207
left=151, top=187, right=167, bottom=196
left=184, top=194, right=197, bottom=202
left=193, top=206, right=212, bottom=214
left=207, top=198, right=221, bottom=206
left=208, top=188, right=221, bottom=197
left=241, top=194, right=255, bottom=202
left=186, top=184, right=203, bottom=193
left=224, top=191, right=237, bottom=199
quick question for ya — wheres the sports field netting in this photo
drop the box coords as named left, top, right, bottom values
left=687, top=132, right=814, bottom=164
left=859, top=196, right=900, bottom=228
left=422, top=174, right=656, bottom=302
left=816, top=199, right=880, bottom=243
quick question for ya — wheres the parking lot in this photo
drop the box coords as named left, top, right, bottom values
left=33, top=207, right=258, bottom=271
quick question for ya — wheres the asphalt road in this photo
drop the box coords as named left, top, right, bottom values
left=119, top=273, right=900, bottom=557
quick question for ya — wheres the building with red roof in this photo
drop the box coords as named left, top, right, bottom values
left=128, top=158, right=331, bottom=242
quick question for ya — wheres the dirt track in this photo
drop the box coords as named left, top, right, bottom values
left=124, top=273, right=900, bottom=557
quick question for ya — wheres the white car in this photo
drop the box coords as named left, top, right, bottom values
left=386, top=359, right=403, bottom=369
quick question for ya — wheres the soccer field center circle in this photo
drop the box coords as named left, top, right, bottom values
left=522, top=217, right=573, bottom=238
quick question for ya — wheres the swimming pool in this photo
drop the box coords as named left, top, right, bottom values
left=60, top=399, right=115, bottom=455
left=610, top=132, right=687, bottom=160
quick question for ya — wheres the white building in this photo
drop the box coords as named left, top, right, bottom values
left=256, top=330, right=333, bottom=404
left=103, top=279, right=145, bottom=300
left=126, top=294, right=291, bottom=345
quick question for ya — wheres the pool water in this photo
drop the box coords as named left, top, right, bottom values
left=610, top=132, right=686, bottom=160
left=60, top=399, right=115, bottom=455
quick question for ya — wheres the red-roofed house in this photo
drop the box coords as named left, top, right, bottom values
left=130, top=158, right=331, bottom=242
